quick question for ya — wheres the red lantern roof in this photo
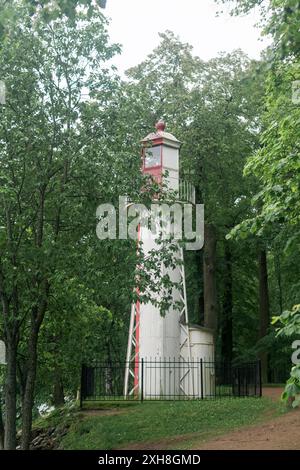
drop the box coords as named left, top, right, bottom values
left=141, top=121, right=181, bottom=149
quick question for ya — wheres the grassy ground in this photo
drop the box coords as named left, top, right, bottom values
left=35, top=397, right=282, bottom=450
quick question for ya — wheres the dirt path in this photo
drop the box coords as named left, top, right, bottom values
left=120, top=388, right=300, bottom=451
left=192, top=387, right=300, bottom=450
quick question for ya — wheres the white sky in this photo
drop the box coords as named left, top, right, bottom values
left=105, top=0, right=270, bottom=75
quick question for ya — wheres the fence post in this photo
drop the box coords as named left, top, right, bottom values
left=200, top=359, right=204, bottom=400
left=258, top=360, right=262, bottom=397
left=141, top=358, right=144, bottom=402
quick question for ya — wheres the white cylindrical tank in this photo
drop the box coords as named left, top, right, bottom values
left=188, top=326, right=215, bottom=361
left=181, top=326, right=215, bottom=398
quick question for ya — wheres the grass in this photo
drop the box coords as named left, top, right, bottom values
left=46, top=397, right=281, bottom=450
left=32, top=402, right=80, bottom=431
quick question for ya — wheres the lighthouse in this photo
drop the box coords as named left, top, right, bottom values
left=124, top=122, right=214, bottom=399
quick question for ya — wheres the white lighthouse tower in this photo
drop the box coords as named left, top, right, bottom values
left=124, top=121, right=214, bottom=399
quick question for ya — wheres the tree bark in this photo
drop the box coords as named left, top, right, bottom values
left=221, top=242, right=233, bottom=363
left=203, top=223, right=218, bottom=333
left=53, top=368, right=65, bottom=407
left=1, top=269, right=18, bottom=449
left=4, top=339, right=17, bottom=449
left=21, top=280, right=49, bottom=450
left=21, top=326, right=38, bottom=450
left=196, top=250, right=204, bottom=325
left=21, top=320, right=39, bottom=450
left=258, top=249, right=270, bottom=384
left=275, top=254, right=283, bottom=315
left=0, top=382, right=5, bottom=449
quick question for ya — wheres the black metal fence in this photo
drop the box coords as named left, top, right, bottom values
left=80, top=359, right=261, bottom=405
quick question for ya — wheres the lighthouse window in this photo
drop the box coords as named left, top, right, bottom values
left=145, top=146, right=161, bottom=168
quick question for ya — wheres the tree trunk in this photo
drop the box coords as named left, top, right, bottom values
left=258, top=249, right=270, bottom=384
left=21, top=327, right=38, bottom=450
left=196, top=250, right=204, bottom=325
left=203, top=223, right=218, bottom=333
left=53, top=368, right=65, bottom=407
left=4, top=339, right=17, bottom=450
left=21, top=279, right=49, bottom=450
left=0, top=397, right=5, bottom=449
left=221, top=242, right=233, bottom=363
left=275, top=254, right=283, bottom=315
left=17, top=357, right=27, bottom=405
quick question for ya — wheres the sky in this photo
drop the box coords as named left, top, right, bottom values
left=105, top=0, right=270, bottom=75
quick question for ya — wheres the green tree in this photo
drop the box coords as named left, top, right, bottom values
left=0, top=4, right=119, bottom=449
left=218, top=0, right=300, bottom=382
left=272, top=305, right=300, bottom=406
left=0, top=8, right=184, bottom=449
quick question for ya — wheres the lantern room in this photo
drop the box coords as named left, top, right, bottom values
left=141, top=120, right=181, bottom=191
